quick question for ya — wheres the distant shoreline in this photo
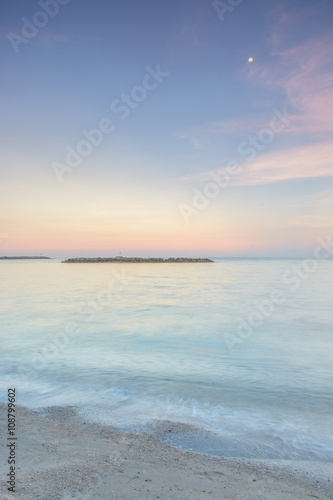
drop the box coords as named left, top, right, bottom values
left=62, top=257, right=214, bottom=263
left=0, top=256, right=51, bottom=260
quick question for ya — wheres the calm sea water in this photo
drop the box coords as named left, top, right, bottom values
left=0, top=258, right=332, bottom=460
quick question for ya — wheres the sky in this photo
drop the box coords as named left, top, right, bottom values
left=1, top=0, right=333, bottom=257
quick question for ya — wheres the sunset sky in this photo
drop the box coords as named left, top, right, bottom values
left=1, top=0, right=333, bottom=257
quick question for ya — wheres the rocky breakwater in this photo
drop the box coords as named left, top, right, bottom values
left=62, top=257, right=214, bottom=263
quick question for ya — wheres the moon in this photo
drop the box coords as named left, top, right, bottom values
left=248, top=57, right=254, bottom=63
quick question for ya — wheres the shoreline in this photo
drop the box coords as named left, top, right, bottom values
left=0, top=404, right=332, bottom=499
left=0, top=256, right=51, bottom=260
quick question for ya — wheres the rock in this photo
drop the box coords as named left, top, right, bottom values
left=61, top=257, right=214, bottom=263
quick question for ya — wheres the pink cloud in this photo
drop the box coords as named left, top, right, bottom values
left=176, top=111, right=293, bottom=148
left=196, top=141, right=333, bottom=187
left=247, top=33, right=333, bottom=136
left=179, top=13, right=333, bottom=185
left=181, top=33, right=333, bottom=144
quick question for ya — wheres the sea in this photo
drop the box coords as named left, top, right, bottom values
left=0, top=257, right=332, bottom=461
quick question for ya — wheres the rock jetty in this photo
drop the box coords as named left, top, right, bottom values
left=62, top=257, right=213, bottom=263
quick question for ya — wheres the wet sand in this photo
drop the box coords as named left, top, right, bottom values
left=0, top=404, right=332, bottom=499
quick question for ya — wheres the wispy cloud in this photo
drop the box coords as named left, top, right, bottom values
left=180, top=32, right=333, bottom=142
left=246, top=33, right=333, bottom=137
left=176, top=111, right=294, bottom=149
left=178, top=8, right=333, bottom=185
left=288, top=214, right=333, bottom=229
left=309, top=189, right=333, bottom=205
left=192, top=141, right=333, bottom=186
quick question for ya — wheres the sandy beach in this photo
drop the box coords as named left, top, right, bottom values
left=0, top=404, right=332, bottom=499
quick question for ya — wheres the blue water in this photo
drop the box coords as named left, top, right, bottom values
left=0, top=258, right=332, bottom=460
